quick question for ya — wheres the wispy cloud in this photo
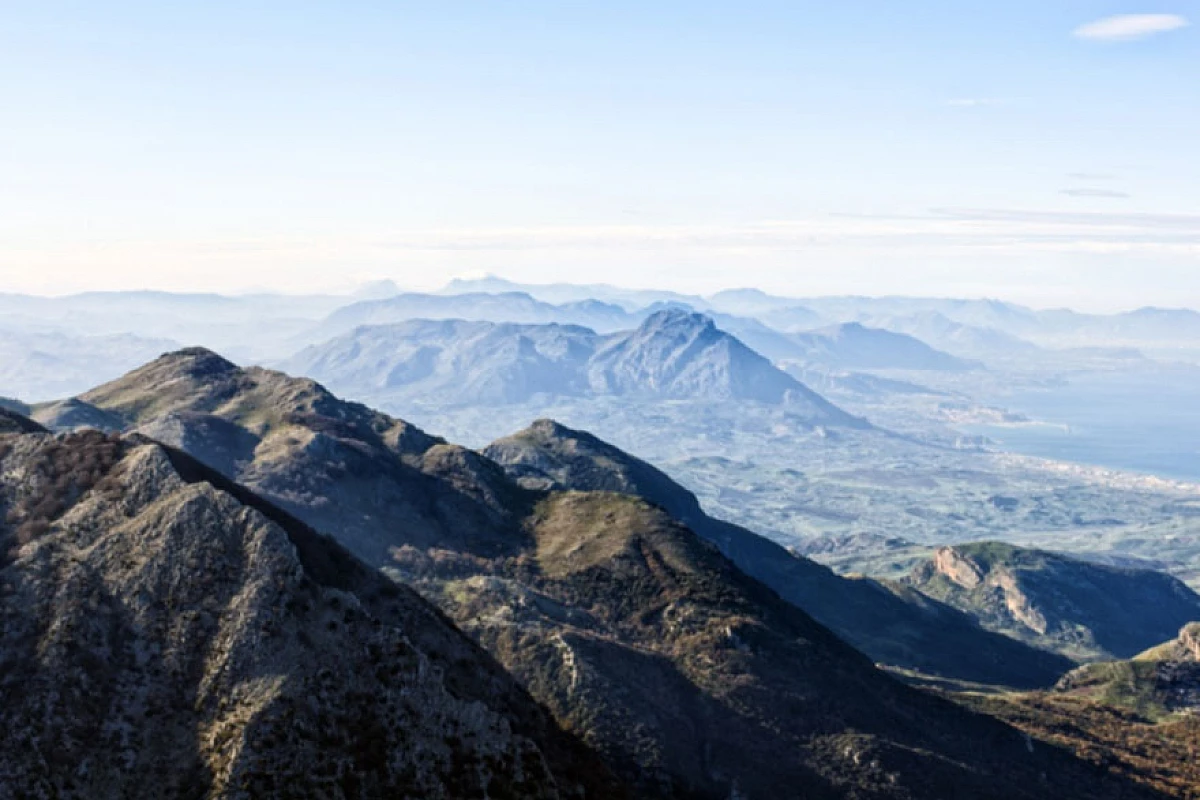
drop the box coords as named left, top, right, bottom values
left=1061, top=188, right=1131, bottom=199
left=1073, top=14, right=1189, bottom=41
left=8, top=209, right=1200, bottom=299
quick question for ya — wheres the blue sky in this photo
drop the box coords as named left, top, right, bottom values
left=1, top=1, right=1196, bottom=309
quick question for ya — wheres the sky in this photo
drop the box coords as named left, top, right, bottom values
left=0, top=1, right=1197, bottom=310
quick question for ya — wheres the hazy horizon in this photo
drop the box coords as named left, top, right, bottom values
left=5, top=272, right=1200, bottom=316
left=2, top=3, right=1197, bottom=311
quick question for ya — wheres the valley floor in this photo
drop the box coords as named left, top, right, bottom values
left=385, top=396, right=1200, bottom=589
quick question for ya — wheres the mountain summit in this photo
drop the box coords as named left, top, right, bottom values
left=287, top=310, right=865, bottom=426
left=588, top=310, right=857, bottom=414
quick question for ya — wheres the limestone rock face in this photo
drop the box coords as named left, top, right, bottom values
left=1055, top=622, right=1200, bottom=717
left=0, top=425, right=619, bottom=799
left=931, top=546, right=985, bottom=590
left=1180, top=623, right=1200, bottom=661
left=910, top=542, right=1200, bottom=661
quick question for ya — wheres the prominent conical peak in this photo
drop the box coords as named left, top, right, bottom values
left=153, top=346, right=240, bottom=378
left=637, top=307, right=716, bottom=335
left=525, top=418, right=590, bottom=442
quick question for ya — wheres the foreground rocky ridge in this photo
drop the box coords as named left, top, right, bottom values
left=43, top=348, right=1168, bottom=798
left=0, top=422, right=619, bottom=799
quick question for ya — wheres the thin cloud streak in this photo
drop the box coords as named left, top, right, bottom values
left=1060, top=188, right=1132, bottom=199
left=1073, top=14, right=1189, bottom=41
left=5, top=211, right=1200, bottom=300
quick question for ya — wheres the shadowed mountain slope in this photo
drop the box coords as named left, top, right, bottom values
left=0, top=421, right=621, bottom=799
left=484, top=419, right=1074, bottom=689
left=0, top=407, right=45, bottom=434
left=0, top=398, right=30, bottom=416
left=908, top=543, right=1200, bottom=661
left=789, top=322, right=979, bottom=371
left=964, top=624, right=1200, bottom=798
left=403, top=489, right=1155, bottom=799
left=322, top=291, right=635, bottom=334
left=283, top=319, right=600, bottom=405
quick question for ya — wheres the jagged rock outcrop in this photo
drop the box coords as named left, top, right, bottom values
left=909, top=543, right=1200, bottom=661
left=1054, top=623, right=1200, bottom=718
left=931, top=546, right=985, bottom=589
left=1181, top=623, right=1200, bottom=661
left=0, top=421, right=620, bottom=799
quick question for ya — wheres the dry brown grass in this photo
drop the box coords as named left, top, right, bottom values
left=963, top=692, right=1200, bottom=798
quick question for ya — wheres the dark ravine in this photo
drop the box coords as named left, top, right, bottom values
left=36, top=348, right=1169, bottom=798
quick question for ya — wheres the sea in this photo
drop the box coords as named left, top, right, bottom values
left=959, top=364, right=1200, bottom=483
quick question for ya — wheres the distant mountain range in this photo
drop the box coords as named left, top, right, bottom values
left=323, top=291, right=637, bottom=334
left=2, top=281, right=1196, bottom=407
left=789, top=322, right=979, bottom=371
left=0, top=329, right=179, bottom=401
left=431, top=279, right=1190, bottom=357
left=438, top=275, right=709, bottom=311
left=285, top=310, right=867, bottom=423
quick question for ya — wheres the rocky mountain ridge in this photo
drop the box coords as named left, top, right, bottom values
left=484, top=419, right=1074, bottom=688
left=0, top=418, right=619, bottom=799
left=16, top=349, right=1170, bottom=798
